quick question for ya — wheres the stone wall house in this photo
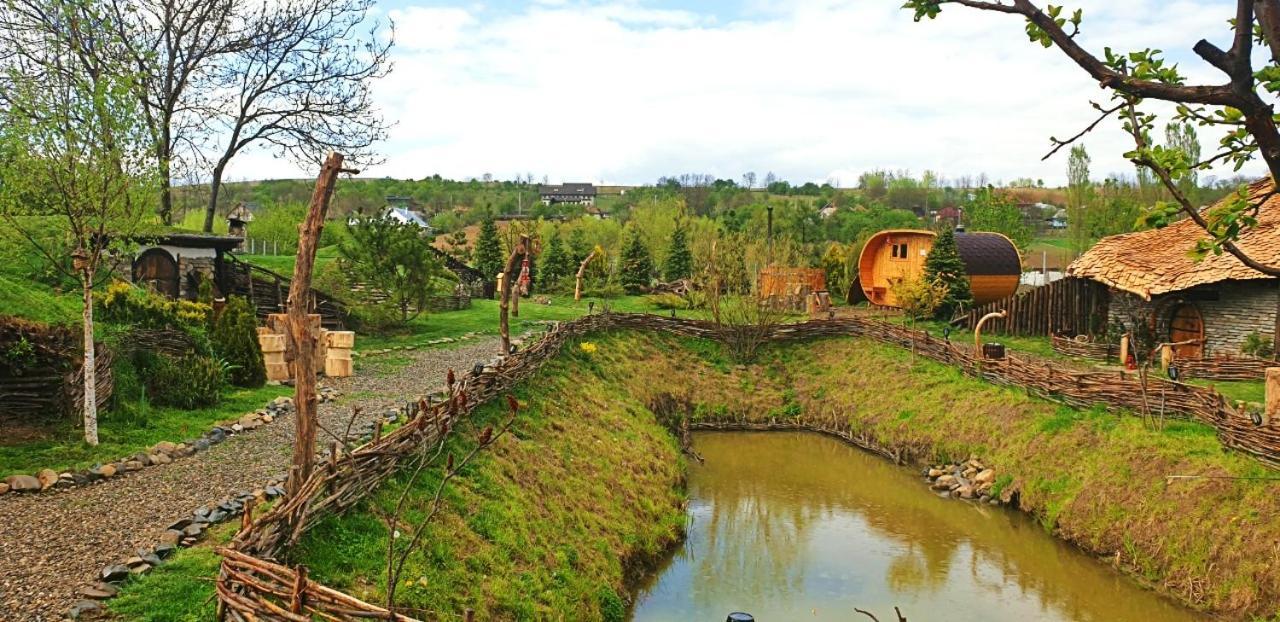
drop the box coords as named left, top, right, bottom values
left=1068, top=179, right=1280, bottom=360
left=129, top=234, right=243, bottom=300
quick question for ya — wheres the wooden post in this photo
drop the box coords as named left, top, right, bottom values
left=574, top=248, right=598, bottom=301
left=286, top=152, right=350, bottom=497
left=499, top=235, right=529, bottom=354
left=1119, top=333, right=1131, bottom=370
left=974, top=310, right=1007, bottom=356
left=290, top=565, right=308, bottom=614
left=1266, top=368, right=1280, bottom=423
left=1160, top=344, right=1173, bottom=372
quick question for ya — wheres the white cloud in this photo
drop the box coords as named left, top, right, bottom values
left=222, top=0, right=1265, bottom=187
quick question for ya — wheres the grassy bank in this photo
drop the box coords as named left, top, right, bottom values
left=589, top=331, right=1280, bottom=618
left=112, top=328, right=1280, bottom=619
left=0, top=384, right=290, bottom=479
left=290, top=342, right=686, bottom=620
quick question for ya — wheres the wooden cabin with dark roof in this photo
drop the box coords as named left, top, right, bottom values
left=1067, top=179, right=1280, bottom=358
left=858, top=229, right=1022, bottom=308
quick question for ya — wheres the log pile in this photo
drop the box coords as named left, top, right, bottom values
left=217, top=311, right=1280, bottom=620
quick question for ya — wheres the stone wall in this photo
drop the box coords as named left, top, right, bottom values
left=1107, top=280, right=1277, bottom=356
left=179, top=256, right=217, bottom=299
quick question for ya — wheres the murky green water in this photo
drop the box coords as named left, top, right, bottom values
left=630, top=432, right=1202, bottom=622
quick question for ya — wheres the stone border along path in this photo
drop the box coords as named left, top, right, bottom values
left=0, top=335, right=504, bottom=621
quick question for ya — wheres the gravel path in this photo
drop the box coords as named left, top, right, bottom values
left=0, top=338, right=501, bottom=621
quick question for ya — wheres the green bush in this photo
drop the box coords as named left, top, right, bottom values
left=98, top=280, right=212, bottom=331
left=147, top=354, right=225, bottom=409
left=646, top=293, right=690, bottom=310
left=1242, top=331, right=1274, bottom=358
left=596, top=586, right=625, bottom=622
left=211, top=296, right=266, bottom=388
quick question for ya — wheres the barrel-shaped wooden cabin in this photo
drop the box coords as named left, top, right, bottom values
left=858, top=229, right=1021, bottom=308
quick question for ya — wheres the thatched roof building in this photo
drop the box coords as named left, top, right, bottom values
left=1067, top=179, right=1280, bottom=358
left=1068, top=179, right=1280, bottom=301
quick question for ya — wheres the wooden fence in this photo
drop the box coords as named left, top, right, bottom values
left=217, top=312, right=1280, bottom=621
left=962, top=277, right=1108, bottom=337
left=1050, top=334, right=1277, bottom=381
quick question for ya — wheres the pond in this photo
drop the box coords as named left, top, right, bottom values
left=629, top=432, right=1202, bottom=622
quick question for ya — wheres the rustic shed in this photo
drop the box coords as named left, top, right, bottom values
left=1067, top=179, right=1280, bottom=358
left=858, top=229, right=1021, bottom=307
left=129, top=233, right=243, bottom=300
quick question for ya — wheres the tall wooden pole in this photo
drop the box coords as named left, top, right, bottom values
left=287, top=152, right=350, bottom=496
left=499, top=235, right=529, bottom=354
left=574, top=248, right=598, bottom=301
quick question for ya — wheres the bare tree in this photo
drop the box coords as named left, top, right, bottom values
left=742, top=171, right=757, bottom=189
left=200, top=0, right=392, bottom=232
left=105, top=0, right=247, bottom=225
left=905, top=0, right=1280, bottom=274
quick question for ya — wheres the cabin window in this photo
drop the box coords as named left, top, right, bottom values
left=890, top=243, right=908, bottom=260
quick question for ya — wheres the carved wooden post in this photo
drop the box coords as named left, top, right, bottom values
left=574, top=248, right=598, bottom=301
left=1266, top=368, right=1280, bottom=424
left=286, top=152, right=351, bottom=497
left=499, top=235, right=529, bottom=354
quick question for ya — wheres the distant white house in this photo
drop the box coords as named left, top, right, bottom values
left=1047, top=208, right=1068, bottom=230
left=539, top=183, right=597, bottom=206
left=385, top=206, right=432, bottom=231
left=818, top=203, right=839, bottom=219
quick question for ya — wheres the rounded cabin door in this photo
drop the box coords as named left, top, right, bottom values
left=133, top=248, right=179, bottom=298
left=1168, top=304, right=1204, bottom=360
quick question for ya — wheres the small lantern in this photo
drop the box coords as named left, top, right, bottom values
left=71, top=247, right=90, bottom=272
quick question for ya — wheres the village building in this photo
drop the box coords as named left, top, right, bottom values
left=539, top=183, right=597, bottom=206
left=129, top=233, right=243, bottom=300
left=226, top=202, right=255, bottom=248
left=1067, top=180, right=1280, bottom=358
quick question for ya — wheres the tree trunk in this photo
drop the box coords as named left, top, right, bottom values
left=574, top=249, right=597, bottom=301
left=158, top=124, right=173, bottom=225
left=499, top=235, right=528, bottom=354
left=203, top=159, right=228, bottom=233
left=81, top=269, right=99, bottom=446
left=286, top=152, right=346, bottom=496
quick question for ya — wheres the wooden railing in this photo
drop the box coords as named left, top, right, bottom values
left=223, top=254, right=349, bottom=329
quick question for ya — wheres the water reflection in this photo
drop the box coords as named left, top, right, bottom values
left=630, top=432, right=1203, bottom=622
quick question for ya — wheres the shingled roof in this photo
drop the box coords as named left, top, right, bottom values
left=1066, top=178, right=1280, bottom=300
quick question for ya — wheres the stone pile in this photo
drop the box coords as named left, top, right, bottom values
left=922, top=457, right=1012, bottom=505
left=0, top=392, right=315, bottom=498
left=65, top=480, right=289, bottom=619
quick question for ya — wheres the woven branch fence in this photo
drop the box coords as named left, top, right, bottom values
left=217, top=312, right=1280, bottom=620
left=1050, top=334, right=1275, bottom=381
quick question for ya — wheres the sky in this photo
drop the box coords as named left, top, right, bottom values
left=223, top=0, right=1267, bottom=188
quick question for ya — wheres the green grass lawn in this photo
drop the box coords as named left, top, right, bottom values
left=1186, top=378, right=1265, bottom=404
left=0, top=384, right=290, bottom=479
left=0, top=275, right=81, bottom=325
left=355, top=294, right=669, bottom=351
left=108, top=522, right=238, bottom=622
left=235, top=245, right=339, bottom=275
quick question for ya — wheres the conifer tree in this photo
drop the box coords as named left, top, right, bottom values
left=211, top=296, right=267, bottom=387
left=539, top=230, right=572, bottom=289
left=474, top=218, right=504, bottom=285
left=663, top=225, right=693, bottom=282
left=620, top=228, right=654, bottom=294
left=922, top=227, right=972, bottom=320
left=567, top=228, right=590, bottom=264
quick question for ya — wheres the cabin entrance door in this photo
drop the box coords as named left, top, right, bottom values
left=133, top=248, right=180, bottom=299
left=1168, top=303, right=1204, bottom=360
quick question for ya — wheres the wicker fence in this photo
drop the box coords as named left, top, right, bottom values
left=1050, top=334, right=1276, bottom=381
left=217, top=312, right=1280, bottom=620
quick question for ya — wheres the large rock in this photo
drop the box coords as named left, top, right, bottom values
left=78, top=583, right=118, bottom=600
left=974, top=469, right=996, bottom=485
left=957, top=485, right=975, bottom=499
left=91, top=464, right=117, bottom=479
left=37, top=468, right=59, bottom=490
left=152, top=441, right=177, bottom=454
left=67, top=600, right=104, bottom=620
left=933, top=474, right=957, bottom=489
left=151, top=453, right=172, bottom=465
left=99, top=564, right=130, bottom=583
left=5, top=474, right=41, bottom=492
left=0, top=482, right=8, bottom=495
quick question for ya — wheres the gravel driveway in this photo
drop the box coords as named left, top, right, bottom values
left=0, top=337, right=501, bottom=621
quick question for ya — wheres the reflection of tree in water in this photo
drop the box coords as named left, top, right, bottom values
left=671, top=433, right=1199, bottom=622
